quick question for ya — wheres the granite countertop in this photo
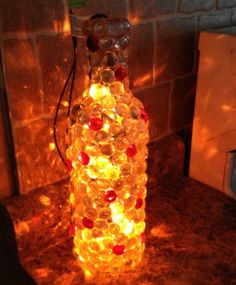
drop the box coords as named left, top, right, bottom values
left=3, top=135, right=236, bottom=285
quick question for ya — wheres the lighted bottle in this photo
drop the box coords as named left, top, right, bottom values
left=66, top=17, right=149, bottom=275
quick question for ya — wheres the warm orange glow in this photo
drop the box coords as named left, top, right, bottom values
left=49, top=142, right=56, bottom=151
left=67, top=82, right=149, bottom=274
left=221, top=104, right=235, bottom=112
left=133, top=72, right=152, bottom=87
left=63, top=17, right=71, bottom=33
left=34, top=268, right=52, bottom=278
left=66, top=17, right=149, bottom=275
left=15, top=221, right=30, bottom=236
left=151, top=223, right=172, bottom=238
left=128, top=16, right=141, bottom=25
left=39, top=195, right=51, bottom=206
left=206, top=147, right=217, bottom=158
left=61, top=100, right=69, bottom=107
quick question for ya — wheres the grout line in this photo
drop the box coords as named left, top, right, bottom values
left=13, top=110, right=68, bottom=129
left=129, top=7, right=234, bottom=23
left=0, top=30, right=68, bottom=41
left=132, top=72, right=195, bottom=94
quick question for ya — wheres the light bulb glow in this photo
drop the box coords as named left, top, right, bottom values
left=66, top=17, right=149, bottom=275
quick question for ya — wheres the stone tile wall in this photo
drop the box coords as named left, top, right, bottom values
left=0, top=0, right=236, bottom=193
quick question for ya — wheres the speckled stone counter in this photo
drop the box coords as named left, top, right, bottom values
left=3, top=135, right=236, bottom=285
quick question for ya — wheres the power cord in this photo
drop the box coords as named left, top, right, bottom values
left=53, top=19, right=78, bottom=167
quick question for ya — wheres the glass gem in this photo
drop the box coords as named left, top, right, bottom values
left=82, top=217, right=94, bottom=229
left=130, top=106, right=141, bottom=119
left=115, top=36, right=129, bottom=49
left=117, top=49, right=128, bottom=65
left=115, top=66, right=127, bottom=81
left=78, top=151, right=90, bottom=165
left=87, top=165, right=100, bottom=179
left=120, top=163, right=132, bottom=176
left=112, top=245, right=125, bottom=255
left=90, top=68, right=101, bottom=83
left=71, top=104, right=80, bottom=117
left=135, top=198, right=143, bottom=209
left=99, top=38, right=115, bottom=51
left=102, top=52, right=117, bottom=67
left=88, top=117, right=102, bottom=131
left=89, top=52, right=100, bottom=67
left=94, top=220, right=108, bottom=230
left=100, top=144, right=114, bottom=156
left=126, top=144, right=137, bottom=158
left=101, top=68, right=115, bottom=84
left=102, top=110, right=117, bottom=122
left=100, top=95, right=116, bottom=109
left=104, top=190, right=117, bottom=203
left=110, top=81, right=124, bottom=95
left=93, top=20, right=107, bottom=37
left=95, top=130, right=110, bottom=143
left=77, top=110, right=89, bottom=124
left=111, top=152, right=126, bottom=165
left=107, top=19, right=125, bottom=37
left=87, top=35, right=99, bottom=52
left=115, top=103, right=130, bottom=117
left=67, top=160, right=73, bottom=172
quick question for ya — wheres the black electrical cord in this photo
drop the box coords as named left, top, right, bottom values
left=53, top=35, right=78, bottom=167
left=67, top=36, right=78, bottom=118
left=54, top=13, right=107, bottom=167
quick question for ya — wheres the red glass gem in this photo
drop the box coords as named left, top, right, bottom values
left=82, top=217, right=94, bottom=229
left=78, top=151, right=90, bottom=165
left=104, top=190, right=117, bottom=203
left=126, top=144, right=137, bottom=158
left=141, top=232, right=145, bottom=243
left=69, top=224, right=76, bottom=236
left=112, top=244, right=125, bottom=255
left=88, top=117, right=103, bottom=131
left=140, top=108, right=149, bottom=122
left=115, top=66, right=127, bottom=81
left=87, top=35, right=99, bottom=52
left=67, top=160, right=73, bottom=172
left=135, top=198, right=143, bottom=209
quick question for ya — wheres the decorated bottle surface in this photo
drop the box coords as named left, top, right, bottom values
left=66, top=17, right=149, bottom=275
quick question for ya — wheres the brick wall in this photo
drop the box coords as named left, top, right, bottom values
left=0, top=0, right=72, bottom=193
left=1, top=0, right=236, bottom=194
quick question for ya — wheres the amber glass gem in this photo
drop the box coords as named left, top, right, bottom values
left=112, top=244, right=125, bottom=255
left=115, top=66, right=127, bottom=81
left=88, top=117, right=103, bottom=131
left=104, top=190, right=117, bottom=202
left=87, top=35, right=99, bottom=52
left=82, top=217, right=94, bottom=229
left=78, top=151, right=90, bottom=165
left=126, top=144, right=137, bottom=158
left=135, top=198, right=143, bottom=209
